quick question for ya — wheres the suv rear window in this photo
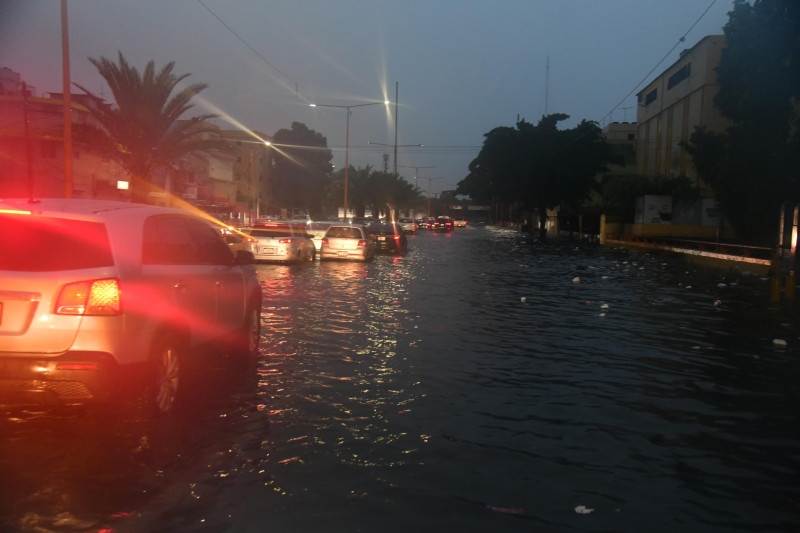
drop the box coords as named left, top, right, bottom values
left=0, top=214, right=114, bottom=271
left=250, top=228, right=292, bottom=238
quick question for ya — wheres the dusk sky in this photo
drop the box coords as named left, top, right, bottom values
left=0, top=0, right=734, bottom=195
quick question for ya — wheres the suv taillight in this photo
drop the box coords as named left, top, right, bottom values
left=55, top=279, right=121, bottom=315
left=357, top=240, right=368, bottom=247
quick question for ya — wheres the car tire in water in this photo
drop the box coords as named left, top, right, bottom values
left=232, top=305, right=261, bottom=368
left=149, top=332, right=185, bottom=415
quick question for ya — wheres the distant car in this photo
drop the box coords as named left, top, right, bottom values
left=319, top=224, right=375, bottom=261
left=306, top=220, right=338, bottom=251
left=423, top=217, right=437, bottom=230
left=453, top=217, right=467, bottom=228
left=434, top=216, right=454, bottom=232
left=243, top=222, right=316, bottom=262
left=0, top=198, right=262, bottom=415
left=398, top=217, right=418, bottom=234
left=369, top=222, right=408, bottom=254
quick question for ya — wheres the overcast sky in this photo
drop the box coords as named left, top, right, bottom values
left=0, top=0, right=734, bottom=195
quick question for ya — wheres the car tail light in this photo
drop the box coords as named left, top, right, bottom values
left=322, top=238, right=329, bottom=245
left=357, top=240, right=367, bottom=247
left=394, top=235, right=401, bottom=241
left=55, top=279, right=121, bottom=315
left=279, top=238, right=295, bottom=244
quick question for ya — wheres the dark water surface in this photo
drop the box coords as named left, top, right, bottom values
left=2, top=225, right=799, bottom=532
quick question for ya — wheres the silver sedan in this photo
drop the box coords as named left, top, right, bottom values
left=319, top=224, right=375, bottom=261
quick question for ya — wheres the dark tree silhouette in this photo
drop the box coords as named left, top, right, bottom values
left=459, top=114, right=615, bottom=239
left=268, top=122, right=332, bottom=218
left=686, top=0, right=800, bottom=243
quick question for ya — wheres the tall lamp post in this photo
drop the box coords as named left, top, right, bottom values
left=310, top=100, right=389, bottom=220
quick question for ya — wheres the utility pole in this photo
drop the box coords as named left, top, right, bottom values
left=393, top=81, right=398, bottom=176
left=62, top=0, right=73, bottom=198
left=398, top=165, right=435, bottom=192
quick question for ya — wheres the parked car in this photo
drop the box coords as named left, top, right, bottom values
left=220, top=227, right=257, bottom=253
left=306, top=220, right=339, bottom=251
left=0, top=198, right=262, bottom=414
left=397, top=217, right=418, bottom=234
left=369, top=222, right=408, bottom=254
left=453, top=217, right=468, bottom=228
left=243, top=222, right=316, bottom=262
left=434, top=216, right=454, bottom=232
left=319, top=224, right=375, bottom=261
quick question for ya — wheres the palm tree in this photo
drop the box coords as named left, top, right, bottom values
left=74, top=52, right=224, bottom=202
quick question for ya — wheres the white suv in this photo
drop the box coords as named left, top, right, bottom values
left=0, top=199, right=262, bottom=414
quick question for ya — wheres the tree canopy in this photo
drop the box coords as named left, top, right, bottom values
left=457, top=114, right=616, bottom=238
left=268, top=122, right=333, bottom=219
left=686, top=0, right=800, bottom=243
left=335, top=165, right=422, bottom=219
left=74, top=52, right=223, bottom=202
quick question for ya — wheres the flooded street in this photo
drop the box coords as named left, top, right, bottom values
left=2, top=225, right=800, bottom=533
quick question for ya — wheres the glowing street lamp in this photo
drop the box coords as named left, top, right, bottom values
left=309, top=100, right=389, bottom=219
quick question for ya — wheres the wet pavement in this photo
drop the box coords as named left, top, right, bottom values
left=2, top=225, right=799, bottom=532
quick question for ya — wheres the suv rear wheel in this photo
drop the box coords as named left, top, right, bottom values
left=232, top=306, right=261, bottom=368
left=150, top=332, right=185, bottom=414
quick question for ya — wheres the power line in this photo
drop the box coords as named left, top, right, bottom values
left=196, top=0, right=300, bottom=95
left=600, top=0, right=720, bottom=125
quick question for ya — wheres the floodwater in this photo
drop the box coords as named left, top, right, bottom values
left=1, top=225, right=799, bottom=533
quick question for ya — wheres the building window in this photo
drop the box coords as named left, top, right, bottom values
left=644, top=88, right=658, bottom=106
left=667, top=63, right=691, bottom=90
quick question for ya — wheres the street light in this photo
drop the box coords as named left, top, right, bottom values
left=309, top=100, right=389, bottom=219
left=367, top=141, right=423, bottom=176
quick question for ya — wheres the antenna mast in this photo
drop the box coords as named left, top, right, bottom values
left=545, top=55, right=549, bottom=116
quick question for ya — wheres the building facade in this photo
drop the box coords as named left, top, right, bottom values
left=636, top=35, right=730, bottom=189
left=0, top=69, right=127, bottom=199
left=220, top=130, right=273, bottom=223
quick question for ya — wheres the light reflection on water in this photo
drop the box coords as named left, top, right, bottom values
left=2, top=226, right=799, bottom=532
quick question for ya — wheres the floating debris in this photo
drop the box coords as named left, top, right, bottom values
left=487, top=505, right=525, bottom=515
left=714, top=300, right=722, bottom=307
left=572, top=277, right=581, bottom=283
left=574, top=505, right=595, bottom=514
left=520, top=297, right=527, bottom=303
left=773, top=338, right=788, bottom=347
left=600, top=303, right=610, bottom=310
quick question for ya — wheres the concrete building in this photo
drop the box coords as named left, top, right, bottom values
left=0, top=68, right=129, bottom=199
left=636, top=35, right=730, bottom=190
left=220, top=130, right=273, bottom=223
left=601, top=121, right=637, bottom=177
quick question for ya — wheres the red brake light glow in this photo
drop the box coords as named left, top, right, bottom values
left=357, top=240, right=367, bottom=247
left=55, top=279, right=121, bottom=315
